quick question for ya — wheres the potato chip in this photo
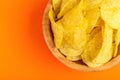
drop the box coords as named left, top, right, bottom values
left=81, top=29, right=102, bottom=67
left=99, top=0, right=120, bottom=57
left=67, top=56, right=81, bottom=61
left=59, top=44, right=82, bottom=60
left=95, top=18, right=104, bottom=27
left=82, top=24, right=113, bottom=68
left=84, top=0, right=103, bottom=10
left=85, top=8, right=100, bottom=33
left=58, top=19, right=88, bottom=61
left=48, top=9, right=63, bottom=48
left=52, top=0, right=61, bottom=15
left=94, top=24, right=113, bottom=64
left=61, top=0, right=84, bottom=30
left=57, top=0, right=80, bottom=18
left=113, top=29, right=120, bottom=57
left=88, top=25, right=101, bottom=41
left=59, top=28, right=84, bottom=59
left=101, top=0, right=120, bottom=9
left=100, top=7, right=120, bottom=29
left=57, top=1, right=87, bottom=60
left=61, top=1, right=88, bottom=49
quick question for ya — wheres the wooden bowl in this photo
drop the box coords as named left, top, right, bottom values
left=42, top=0, right=120, bottom=72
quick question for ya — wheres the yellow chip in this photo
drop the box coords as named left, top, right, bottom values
left=61, top=0, right=84, bottom=30
left=82, top=24, right=113, bottom=68
left=101, top=0, right=120, bottom=9
left=58, top=19, right=88, bottom=61
left=48, top=9, right=63, bottom=48
left=95, top=18, right=104, bottom=27
left=81, top=29, right=102, bottom=67
left=100, top=0, right=120, bottom=29
left=85, top=8, right=100, bottom=33
left=57, top=0, right=80, bottom=18
left=59, top=21, right=88, bottom=60
left=52, top=0, right=61, bottom=15
left=100, top=7, right=120, bottom=29
left=66, top=56, right=81, bottom=61
left=94, top=24, right=113, bottom=64
left=59, top=44, right=82, bottom=60
left=113, top=29, right=120, bottom=57
left=84, top=0, right=103, bottom=10
left=88, top=25, right=101, bottom=41
left=58, top=1, right=87, bottom=60
left=61, top=0, right=87, bottom=49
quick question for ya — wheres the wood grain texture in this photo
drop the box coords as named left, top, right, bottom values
left=42, top=0, right=120, bottom=72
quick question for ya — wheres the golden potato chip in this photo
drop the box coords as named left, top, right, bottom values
left=100, top=0, right=120, bottom=29
left=82, top=24, right=113, bottom=68
left=81, top=29, right=102, bottom=67
left=67, top=56, right=81, bottom=61
left=59, top=44, right=81, bottom=60
left=84, top=0, right=103, bottom=10
left=61, top=0, right=84, bottom=30
left=88, top=26, right=101, bottom=41
left=113, top=29, right=120, bottom=57
left=59, top=19, right=88, bottom=60
left=100, top=7, right=120, bottom=29
left=48, top=9, right=63, bottom=48
left=95, top=18, right=104, bottom=27
left=85, top=8, right=100, bottom=33
left=61, top=0, right=88, bottom=49
left=52, top=0, right=61, bottom=15
left=57, top=0, right=80, bottom=18
left=94, top=24, right=113, bottom=64
left=57, top=1, right=88, bottom=60
left=101, top=0, right=120, bottom=9
left=59, top=30, right=84, bottom=59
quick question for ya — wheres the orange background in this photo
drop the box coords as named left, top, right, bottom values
left=0, top=0, right=120, bottom=80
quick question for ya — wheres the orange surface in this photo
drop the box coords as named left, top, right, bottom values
left=0, top=0, right=120, bottom=80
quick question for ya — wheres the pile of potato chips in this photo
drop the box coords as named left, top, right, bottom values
left=48, top=0, right=120, bottom=68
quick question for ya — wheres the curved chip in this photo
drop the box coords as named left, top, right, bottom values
left=48, top=9, right=63, bottom=48
left=52, top=0, right=61, bottom=15
left=82, top=24, right=113, bottom=68
left=100, top=0, right=120, bottom=29
left=58, top=1, right=87, bottom=60
left=84, top=0, right=103, bottom=10
left=113, top=29, right=120, bottom=57
left=61, top=0, right=84, bottom=30
left=59, top=43, right=82, bottom=60
left=85, top=8, right=100, bottom=33
left=95, top=18, right=104, bottom=27
left=100, top=7, right=120, bottom=29
left=81, top=28, right=102, bottom=67
left=57, top=0, right=80, bottom=18
left=101, top=0, right=120, bottom=9
left=66, top=56, right=81, bottom=61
